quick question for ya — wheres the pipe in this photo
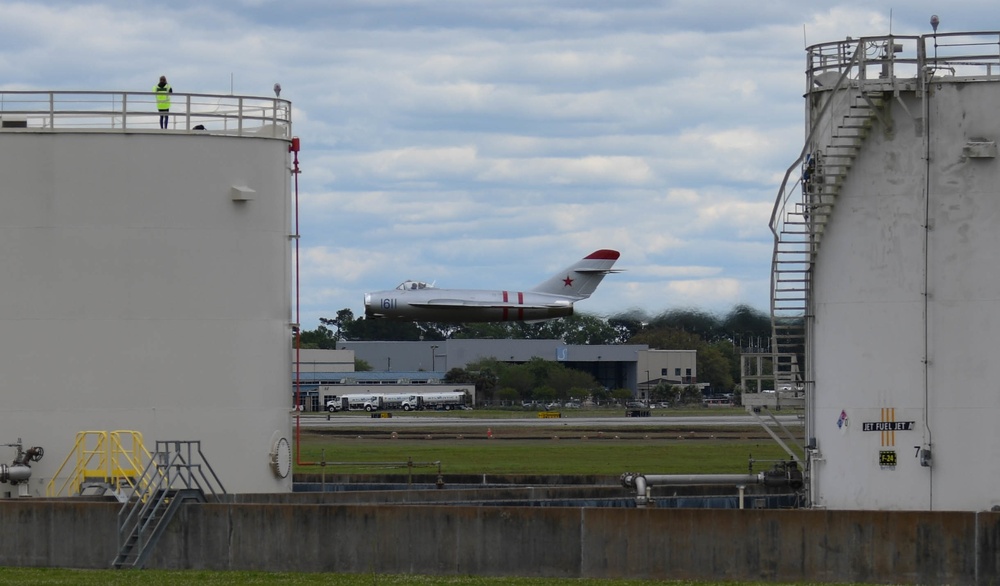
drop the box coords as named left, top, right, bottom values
left=621, top=472, right=763, bottom=507
left=631, top=473, right=763, bottom=486
left=0, top=464, right=31, bottom=484
left=1, top=439, right=43, bottom=486
left=621, top=462, right=804, bottom=508
left=288, top=136, right=317, bottom=468
left=919, top=39, right=935, bottom=508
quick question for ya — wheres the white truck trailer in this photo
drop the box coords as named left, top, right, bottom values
left=420, top=391, right=467, bottom=411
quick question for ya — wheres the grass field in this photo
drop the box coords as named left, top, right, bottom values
left=293, top=407, right=798, bottom=476
left=294, top=436, right=791, bottom=476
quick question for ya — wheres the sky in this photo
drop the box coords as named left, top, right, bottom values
left=0, top=1, right=992, bottom=329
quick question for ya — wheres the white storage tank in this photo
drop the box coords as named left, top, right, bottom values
left=0, top=91, right=294, bottom=494
left=772, top=32, right=1000, bottom=510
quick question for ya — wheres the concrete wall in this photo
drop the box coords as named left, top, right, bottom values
left=3, top=500, right=1000, bottom=583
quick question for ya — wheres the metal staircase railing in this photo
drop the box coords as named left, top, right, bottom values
left=769, top=39, right=894, bottom=391
left=113, top=440, right=227, bottom=570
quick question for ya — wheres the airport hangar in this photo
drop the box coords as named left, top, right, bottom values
left=292, top=341, right=697, bottom=409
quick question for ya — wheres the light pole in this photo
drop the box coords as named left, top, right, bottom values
left=431, top=345, right=439, bottom=371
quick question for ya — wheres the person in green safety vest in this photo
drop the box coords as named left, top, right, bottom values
left=154, top=75, right=173, bottom=129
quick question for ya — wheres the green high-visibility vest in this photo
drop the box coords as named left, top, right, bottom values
left=154, top=83, right=172, bottom=110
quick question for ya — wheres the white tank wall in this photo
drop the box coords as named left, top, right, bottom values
left=0, top=131, right=293, bottom=494
left=811, top=81, right=1000, bottom=510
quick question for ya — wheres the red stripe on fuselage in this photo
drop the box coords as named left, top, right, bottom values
left=501, top=291, right=526, bottom=321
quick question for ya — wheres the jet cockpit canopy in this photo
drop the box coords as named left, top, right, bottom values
left=397, top=280, right=433, bottom=291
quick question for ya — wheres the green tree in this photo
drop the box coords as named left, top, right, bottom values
left=548, top=366, right=599, bottom=399
left=567, top=387, right=591, bottom=402
left=354, top=358, right=373, bottom=372
left=649, top=308, right=722, bottom=342
left=611, top=388, right=633, bottom=405
left=472, top=367, right=500, bottom=404
left=649, top=382, right=675, bottom=404
left=533, top=385, right=557, bottom=404
left=529, top=314, right=619, bottom=345
left=721, top=304, right=772, bottom=350
left=608, top=312, right=646, bottom=344
left=499, top=367, right=535, bottom=400
left=439, top=361, right=501, bottom=404
left=297, top=322, right=337, bottom=349
left=680, top=384, right=704, bottom=405
left=698, top=344, right=734, bottom=392
left=496, top=387, right=520, bottom=406
left=443, top=367, right=474, bottom=384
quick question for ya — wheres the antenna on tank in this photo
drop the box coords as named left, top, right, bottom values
left=889, top=9, right=892, bottom=35
left=230, top=73, right=234, bottom=95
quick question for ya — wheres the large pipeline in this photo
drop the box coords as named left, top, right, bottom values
left=621, top=461, right=803, bottom=507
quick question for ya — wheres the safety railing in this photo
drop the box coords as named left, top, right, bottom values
left=45, top=430, right=153, bottom=498
left=109, top=431, right=155, bottom=496
left=0, top=90, right=291, bottom=136
left=806, top=31, right=1000, bottom=86
left=115, top=440, right=227, bottom=569
left=45, top=431, right=107, bottom=497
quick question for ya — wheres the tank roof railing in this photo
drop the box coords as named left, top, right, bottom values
left=806, top=31, right=1000, bottom=88
left=0, top=90, right=291, bottom=138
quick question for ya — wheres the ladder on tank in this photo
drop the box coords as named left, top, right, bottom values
left=770, top=78, right=888, bottom=391
left=112, top=440, right=227, bottom=570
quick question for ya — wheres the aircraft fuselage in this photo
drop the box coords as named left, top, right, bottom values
left=363, top=249, right=620, bottom=323
left=365, top=288, right=574, bottom=322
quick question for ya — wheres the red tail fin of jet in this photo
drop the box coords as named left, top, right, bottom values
left=530, top=249, right=621, bottom=299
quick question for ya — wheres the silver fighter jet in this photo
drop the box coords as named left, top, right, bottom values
left=364, top=249, right=621, bottom=322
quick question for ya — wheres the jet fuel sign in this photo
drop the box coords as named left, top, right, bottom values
left=862, top=421, right=915, bottom=432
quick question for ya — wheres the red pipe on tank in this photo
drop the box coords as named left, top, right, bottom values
left=289, top=136, right=316, bottom=467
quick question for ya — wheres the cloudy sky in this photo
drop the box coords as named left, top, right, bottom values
left=0, top=1, right=990, bottom=328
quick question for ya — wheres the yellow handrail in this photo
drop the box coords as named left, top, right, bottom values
left=110, top=431, right=154, bottom=494
left=45, top=430, right=150, bottom=497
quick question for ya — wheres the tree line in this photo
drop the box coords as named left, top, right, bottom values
left=298, top=304, right=773, bottom=393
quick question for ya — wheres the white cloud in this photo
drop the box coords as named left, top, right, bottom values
left=2, top=0, right=989, bottom=327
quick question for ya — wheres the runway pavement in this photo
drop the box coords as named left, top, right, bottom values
left=294, top=412, right=802, bottom=429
